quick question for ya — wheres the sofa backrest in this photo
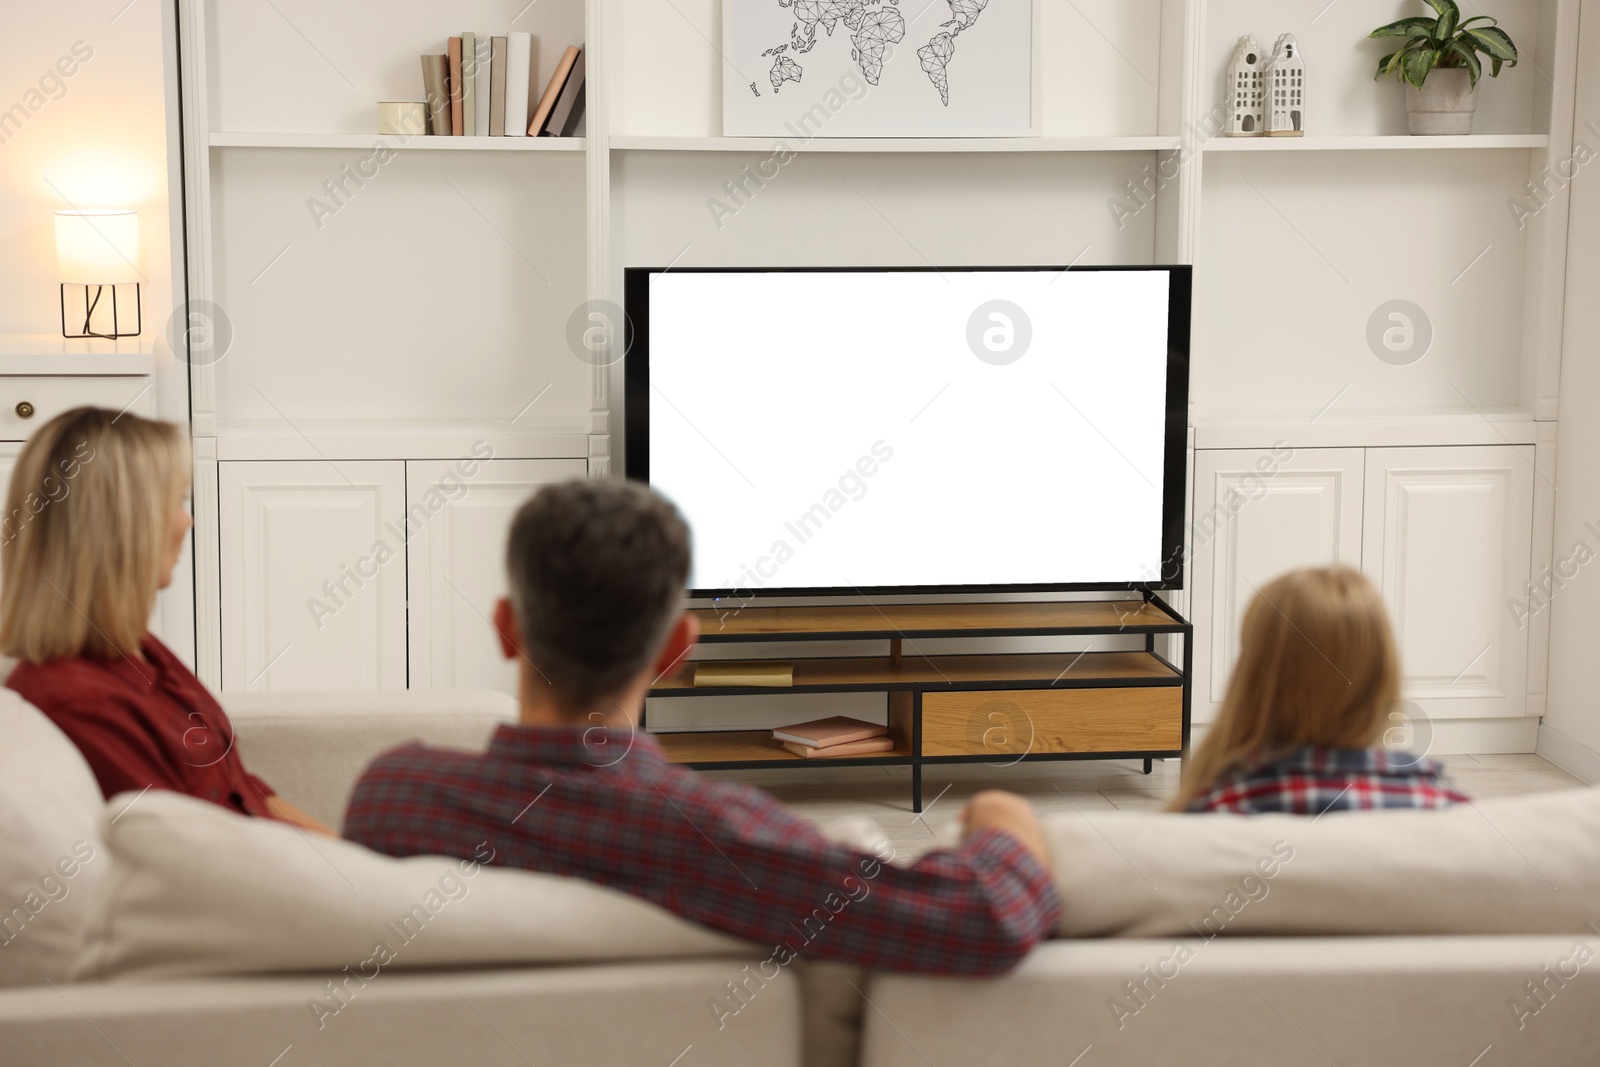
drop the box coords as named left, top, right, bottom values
left=221, top=691, right=517, bottom=830
left=74, top=788, right=753, bottom=982
left=0, top=692, right=110, bottom=987
left=1046, top=786, right=1600, bottom=938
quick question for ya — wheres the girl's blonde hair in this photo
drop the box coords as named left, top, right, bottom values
left=1169, top=565, right=1402, bottom=811
left=0, top=407, right=190, bottom=663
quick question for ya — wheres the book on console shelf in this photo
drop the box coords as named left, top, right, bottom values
left=780, top=737, right=895, bottom=759
left=772, top=716, right=888, bottom=750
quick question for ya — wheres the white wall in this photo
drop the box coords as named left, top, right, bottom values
left=0, top=2, right=175, bottom=337
left=1540, top=0, right=1600, bottom=781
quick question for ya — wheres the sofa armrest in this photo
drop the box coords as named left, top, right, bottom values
left=220, top=690, right=517, bottom=831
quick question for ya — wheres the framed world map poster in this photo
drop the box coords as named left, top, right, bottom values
left=721, top=0, right=1037, bottom=137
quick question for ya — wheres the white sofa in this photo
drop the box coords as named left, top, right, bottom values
left=3, top=689, right=1599, bottom=1066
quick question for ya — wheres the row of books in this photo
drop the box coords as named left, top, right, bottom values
left=772, top=716, right=893, bottom=759
left=418, top=34, right=585, bottom=138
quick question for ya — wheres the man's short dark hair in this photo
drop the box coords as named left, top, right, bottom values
left=505, top=479, right=691, bottom=709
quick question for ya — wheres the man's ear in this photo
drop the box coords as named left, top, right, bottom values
left=650, top=611, right=699, bottom=682
left=492, top=597, right=521, bottom=660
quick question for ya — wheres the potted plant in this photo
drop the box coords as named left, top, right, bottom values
left=1370, top=0, right=1518, bottom=135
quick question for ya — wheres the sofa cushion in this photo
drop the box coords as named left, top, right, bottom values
left=862, top=936, right=1600, bottom=1067
left=1047, top=786, right=1600, bottom=938
left=0, top=962, right=803, bottom=1067
left=220, top=690, right=517, bottom=831
left=0, top=692, right=109, bottom=986
left=73, top=789, right=753, bottom=981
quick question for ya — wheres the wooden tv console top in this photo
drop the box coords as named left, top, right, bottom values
left=688, top=599, right=1185, bottom=641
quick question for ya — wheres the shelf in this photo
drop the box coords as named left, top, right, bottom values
left=690, top=600, right=1184, bottom=642
left=0, top=334, right=154, bottom=376
left=609, top=135, right=1181, bottom=154
left=209, top=132, right=586, bottom=151
left=652, top=651, right=1180, bottom=696
left=655, top=729, right=912, bottom=765
left=1191, top=408, right=1540, bottom=450
left=213, top=418, right=592, bottom=462
left=1204, top=134, right=1549, bottom=152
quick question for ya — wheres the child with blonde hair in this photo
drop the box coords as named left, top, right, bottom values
left=1171, top=565, right=1467, bottom=814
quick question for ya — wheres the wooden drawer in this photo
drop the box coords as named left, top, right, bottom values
left=0, top=376, right=153, bottom=441
left=920, top=687, right=1183, bottom=757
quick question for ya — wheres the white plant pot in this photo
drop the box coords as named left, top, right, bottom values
left=1405, top=68, right=1479, bottom=135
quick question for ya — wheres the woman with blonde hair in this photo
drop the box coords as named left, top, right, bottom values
left=3, top=407, right=330, bottom=833
left=1171, top=565, right=1467, bottom=814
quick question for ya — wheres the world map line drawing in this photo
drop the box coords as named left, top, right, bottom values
left=752, top=0, right=993, bottom=107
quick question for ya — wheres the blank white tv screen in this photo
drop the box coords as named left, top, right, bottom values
left=625, top=267, right=1188, bottom=595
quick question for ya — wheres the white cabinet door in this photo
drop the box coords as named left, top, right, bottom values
left=0, top=447, right=17, bottom=503
left=1191, top=448, right=1365, bottom=721
left=219, top=461, right=407, bottom=692
left=406, top=458, right=587, bottom=694
left=1363, top=446, right=1535, bottom=718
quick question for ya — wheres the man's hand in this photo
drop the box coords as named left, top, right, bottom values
left=960, top=790, right=1052, bottom=870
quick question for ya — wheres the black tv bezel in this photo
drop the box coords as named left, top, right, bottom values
left=623, top=264, right=1192, bottom=598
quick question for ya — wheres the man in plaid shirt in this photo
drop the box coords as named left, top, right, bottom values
left=1184, top=746, right=1469, bottom=814
left=344, top=480, right=1060, bottom=977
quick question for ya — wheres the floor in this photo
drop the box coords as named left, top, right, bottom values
left=706, top=752, right=1587, bottom=859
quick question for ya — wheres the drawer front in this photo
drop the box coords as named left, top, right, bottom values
left=0, top=377, right=153, bottom=441
left=920, top=687, right=1183, bottom=757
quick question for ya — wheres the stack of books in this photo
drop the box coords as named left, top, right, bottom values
left=771, top=716, right=893, bottom=759
left=419, top=35, right=585, bottom=138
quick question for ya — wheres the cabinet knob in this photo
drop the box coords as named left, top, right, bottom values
left=14, top=402, right=34, bottom=420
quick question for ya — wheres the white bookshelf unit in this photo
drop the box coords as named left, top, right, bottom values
left=170, top=0, right=1580, bottom=747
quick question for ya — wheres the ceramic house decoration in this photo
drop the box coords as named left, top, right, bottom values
left=1264, top=33, right=1306, bottom=136
left=1226, top=35, right=1266, bottom=135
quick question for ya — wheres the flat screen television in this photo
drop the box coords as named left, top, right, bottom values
left=624, top=265, right=1191, bottom=598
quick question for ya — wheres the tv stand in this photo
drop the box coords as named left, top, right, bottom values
left=645, top=594, right=1191, bottom=811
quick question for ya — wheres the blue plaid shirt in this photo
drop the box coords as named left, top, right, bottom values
left=1187, top=745, right=1469, bottom=815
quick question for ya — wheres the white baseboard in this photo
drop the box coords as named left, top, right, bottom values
left=1536, top=723, right=1600, bottom=785
left=1188, top=717, right=1540, bottom=756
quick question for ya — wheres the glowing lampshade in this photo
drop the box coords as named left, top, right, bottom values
left=55, top=210, right=140, bottom=284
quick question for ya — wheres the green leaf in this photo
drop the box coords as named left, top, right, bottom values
left=1374, top=50, right=1402, bottom=80
left=1491, top=55, right=1504, bottom=77
left=1447, top=40, right=1482, bottom=85
left=1434, top=5, right=1459, bottom=41
left=1463, top=26, right=1518, bottom=64
left=1456, top=15, right=1496, bottom=31
left=1403, top=46, right=1439, bottom=89
left=1370, top=16, right=1440, bottom=39
left=1422, top=0, right=1461, bottom=24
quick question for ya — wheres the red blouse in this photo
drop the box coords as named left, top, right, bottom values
left=8, top=634, right=276, bottom=817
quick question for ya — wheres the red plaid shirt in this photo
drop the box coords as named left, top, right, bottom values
left=344, top=724, right=1061, bottom=976
left=1187, top=745, right=1470, bottom=814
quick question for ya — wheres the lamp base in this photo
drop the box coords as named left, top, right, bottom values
left=60, top=283, right=141, bottom=340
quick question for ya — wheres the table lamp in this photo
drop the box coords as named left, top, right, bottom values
left=56, top=209, right=141, bottom=339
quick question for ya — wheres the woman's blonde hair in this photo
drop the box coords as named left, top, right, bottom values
left=1169, top=565, right=1402, bottom=811
left=0, top=407, right=190, bottom=663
